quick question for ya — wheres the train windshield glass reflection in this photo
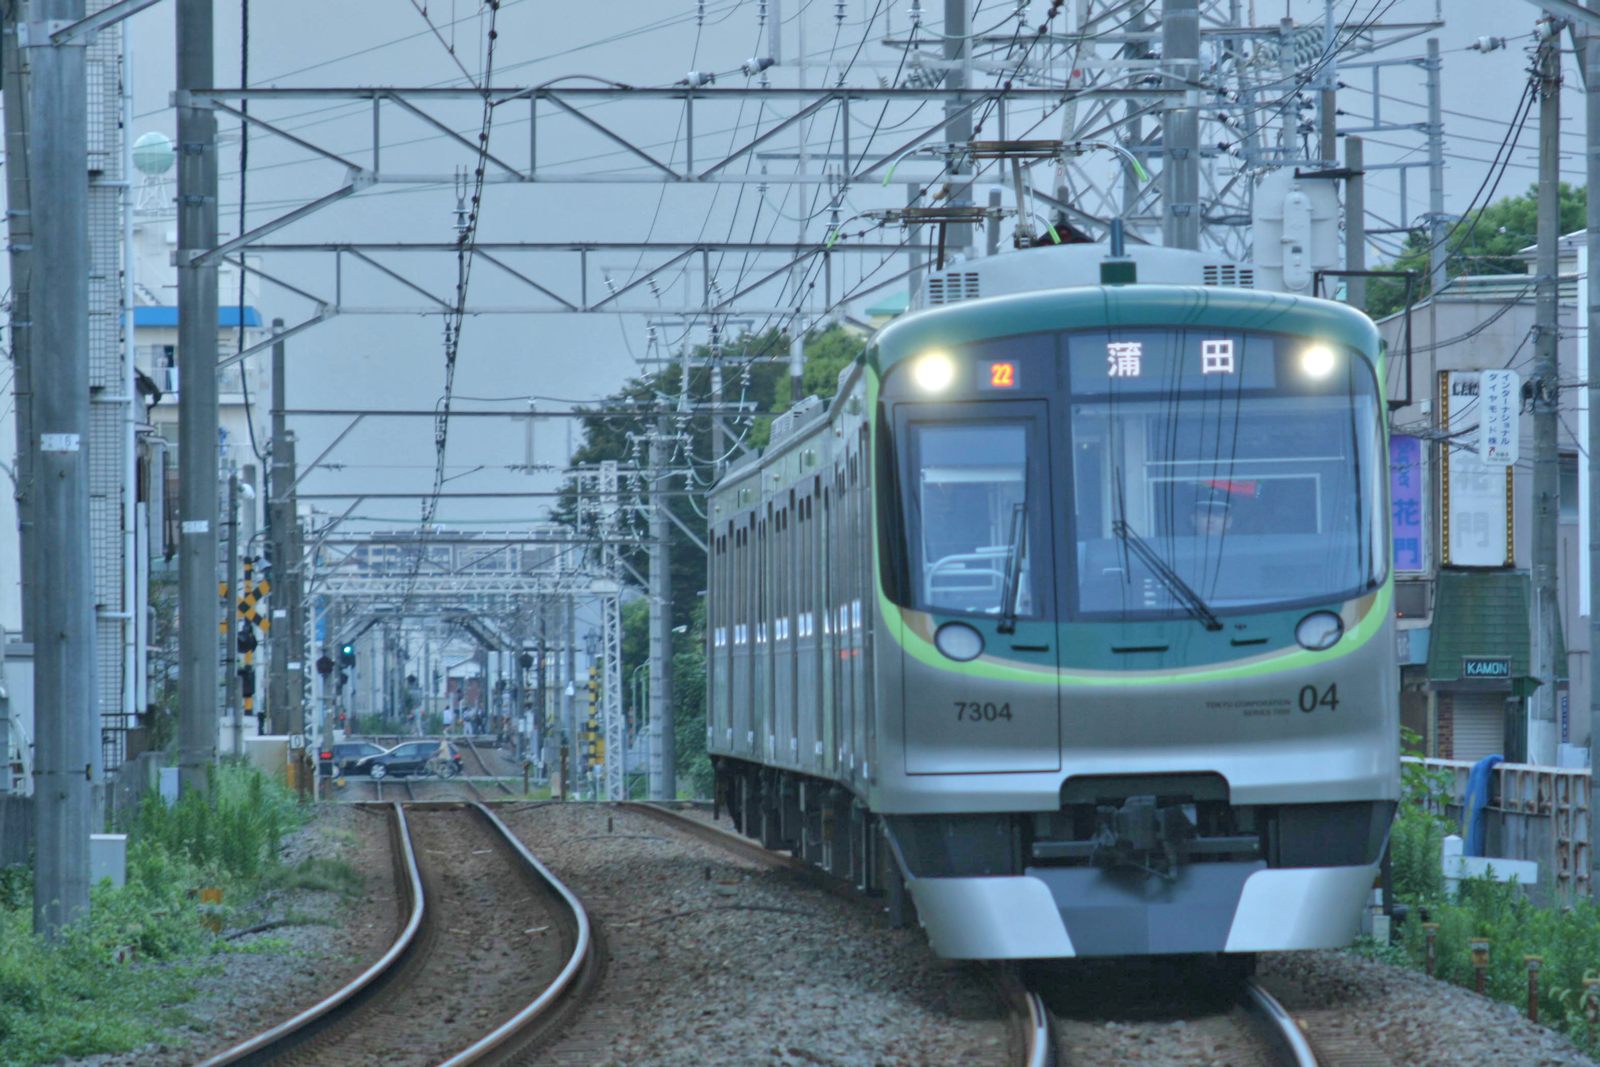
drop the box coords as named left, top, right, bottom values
left=1068, top=328, right=1385, bottom=617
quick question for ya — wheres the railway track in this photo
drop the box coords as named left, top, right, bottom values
left=198, top=802, right=594, bottom=1066
left=461, top=737, right=516, bottom=795
left=1039, top=956, right=1317, bottom=1067
left=617, top=802, right=1051, bottom=1067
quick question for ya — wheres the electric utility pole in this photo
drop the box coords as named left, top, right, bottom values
left=648, top=417, right=675, bottom=800
left=3, top=8, right=35, bottom=644
left=1584, top=21, right=1600, bottom=900
left=268, top=320, right=300, bottom=739
left=1161, top=0, right=1200, bottom=249
left=1344, top=135, right=1366, bottom=311
left=1426, top=38, right=1448, bottom=298
left=1532, top=21, right=1562, bottom=765
left=943, top=0, right=972, bottom=254
left=27, top=0, right=95, bottom=937
left=177, top=0, right=220, bottom=793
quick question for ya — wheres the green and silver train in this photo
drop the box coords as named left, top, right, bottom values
left=705, top=243, right=1398, bottom=959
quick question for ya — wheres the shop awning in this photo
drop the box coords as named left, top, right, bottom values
left=1424, top=569, right=1563, bottom=696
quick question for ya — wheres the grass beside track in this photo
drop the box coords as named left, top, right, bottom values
left=0, top=762, right=356, bottom=1066
left=1362, top=743, right=1600, bottom=1058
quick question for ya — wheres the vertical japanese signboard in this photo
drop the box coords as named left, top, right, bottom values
left=1478, top=369, right=1520, bottom=466
left=1390, top=434, right=1426, bottom=573
left=1441, top=371, right=1514, bottom=567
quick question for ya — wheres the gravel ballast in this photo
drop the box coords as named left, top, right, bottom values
left=1261, top=949, right=1599, bottom=1067
left=500, top=802, right=1016, bottom=1067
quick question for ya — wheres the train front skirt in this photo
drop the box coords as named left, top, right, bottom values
left=907, top=862, right=1377, bottom=959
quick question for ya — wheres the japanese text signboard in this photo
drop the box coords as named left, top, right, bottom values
left=1441, top=371, right=1513, bottom=568
left=1390, top=434, right=1426, bottom=573
left=1478, top=369, right=1520, bottom=466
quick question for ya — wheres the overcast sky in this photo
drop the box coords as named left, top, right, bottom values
left=84, top=0, right=1593, bottom=538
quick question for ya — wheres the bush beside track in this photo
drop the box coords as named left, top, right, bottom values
left=0, top=762, right=337, bottom=1066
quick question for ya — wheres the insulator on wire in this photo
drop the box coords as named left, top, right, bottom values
left=835, top=1, right=845, bottom=23
left=684, top=71, right=716, bottom=88
left=909, top=0, right=922, bottom=29
left=742, top=56, right=775, bottom=76
left=452, top=166, right=470, bottom=237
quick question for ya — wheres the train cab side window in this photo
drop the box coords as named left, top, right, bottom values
left=901, top=417, right=1047, bottom=618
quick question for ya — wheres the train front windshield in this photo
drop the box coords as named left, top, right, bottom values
left=895, top=328, right=1387, bottom=621
left=1068, top=329, right=1386, bottom=619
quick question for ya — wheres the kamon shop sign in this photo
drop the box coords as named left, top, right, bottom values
left=1461, top=657, right=1511, bottom=680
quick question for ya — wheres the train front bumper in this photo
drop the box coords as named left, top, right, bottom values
left=907, top=862, right=1376, bottom=959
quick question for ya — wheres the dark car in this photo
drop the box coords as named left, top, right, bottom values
left=355, top=740, right=463, bottom=780
left=320, top=740, right=385, bottom=777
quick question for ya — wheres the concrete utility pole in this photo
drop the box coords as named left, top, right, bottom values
left=27, top=0, right=95, bottom=936
left=943, top=0, right=972, bottom=253
left=1344, top=135, right=1366, bottom=311
left=3, top=9, right=36, bottom=643
left=1584, top=26, right=1600, bottom=899
left=1161, top=0, right=1200, bottom=249
left=268, top=434, right=297, bottom=735
left=564, top=593, right=577, bottom=796
left=1532, top=26, right=1562, bottom=765
left=268, top=320, right=303, bottom=739
left=1317, top=0, right=1338, bottom=165
left=648, top=417, right=675, bottom=800
left=1425, top=38, right=1448, bottom=298
left=177, top=0, right=219, bottom=794
left=224, top=472, right=240, bottom=753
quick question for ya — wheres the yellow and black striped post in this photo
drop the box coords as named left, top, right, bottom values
left=235, top=558, right=271, bottom=727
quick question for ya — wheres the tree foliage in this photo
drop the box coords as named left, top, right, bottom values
left=560, top=323, right=869, bottom=794
left=1365, top=183, right=1586, bottom=319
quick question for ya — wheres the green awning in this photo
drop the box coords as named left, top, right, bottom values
left=1425, top=569, right=1564, bottom=693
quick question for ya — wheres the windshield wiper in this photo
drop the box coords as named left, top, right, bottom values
left=997, top=502, right=1027, bottom=634
left=1110, top=519, right=1223, bottom=631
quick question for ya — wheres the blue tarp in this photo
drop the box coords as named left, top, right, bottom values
left=1465, top=754, right=1503, bottom=856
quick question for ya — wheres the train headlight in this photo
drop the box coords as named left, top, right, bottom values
left=1300, top=343, right=1338, bottom=378
left=1295, top=611, right=1344, bottom=651
left=934, top=621, right=985, bottom=661
left=912, top=351, right=956, bottom=392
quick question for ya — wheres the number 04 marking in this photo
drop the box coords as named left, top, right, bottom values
left=1298, top=683, right=1339, bottom=713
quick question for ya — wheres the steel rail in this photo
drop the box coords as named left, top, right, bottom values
left=197, top=803, right=425, bottom=1066
left=462, top=736, right=516, bottom=795
left=202, top=802, right=593, bottom=1065
left=1019, top=987, right=1053, bottom=1067
left=1244, top=979, right=1320, bottom=1067
left=437, top=802, right=594, bottom=1066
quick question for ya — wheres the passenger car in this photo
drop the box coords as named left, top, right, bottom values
left=355, top=740, right=464, bottom=780
left=319, top=740, right=385, bottom=777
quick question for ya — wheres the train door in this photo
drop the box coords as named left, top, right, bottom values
left=754, top=510, right=769, bottom=759
left=821, top=476, right=838, bottom=779
left=797, top=480, right=821, bottom=775
left=896, top=401, right=1062, bottom=774
left=733, top=519, right=753, bottom=756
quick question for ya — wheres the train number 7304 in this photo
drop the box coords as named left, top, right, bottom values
left=955, top=701, right=1012, bottom=722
